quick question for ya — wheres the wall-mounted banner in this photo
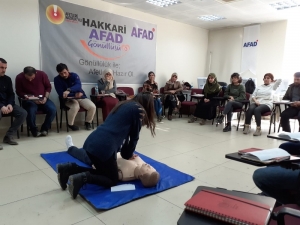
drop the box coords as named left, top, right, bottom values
left=39, top=0, right=156, bottom=84
left=241, top=24, right=260, bottom=75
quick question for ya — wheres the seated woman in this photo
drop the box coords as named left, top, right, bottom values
left=216, top=73, right=246, bottom=132
left=67, top=137, right=160, bottom=188
left=188, top=73, right=221, bottom=125
left=164, top=73, right=184, bottom=121
left=244, top=73, right=282, bottom=136
left=97, top=68, right=119, bottom=121
left=56, top=93, right=156, bottom=199
left=143, top=71, right=163, bottom=122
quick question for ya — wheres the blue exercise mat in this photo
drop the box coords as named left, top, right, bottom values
left=41, top=151, right=194, bottom=210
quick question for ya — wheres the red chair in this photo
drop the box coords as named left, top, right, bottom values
left=269, top=204, right=300, bottom=225
left=59, top=97, right=94, bottom=132
left=117, top=87, right=134, bottom=96
left=138, top=87, right=143, bottom=93
left=179, top=88, right=202, bottom=118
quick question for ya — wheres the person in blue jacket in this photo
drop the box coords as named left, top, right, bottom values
left=54, top=63, right=96, bottom=131
left=56, top=92, right=156, bottom=199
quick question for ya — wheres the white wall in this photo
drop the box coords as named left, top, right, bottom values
left=0, top=0, right=208, bottom=128
left=207, top=21, right=287, bottom=86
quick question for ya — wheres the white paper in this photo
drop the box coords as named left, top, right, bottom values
left=111, top=184, right=135, bottom=192
left=245, top=148, right=290, bottom=161
left=279, top=132, right=300, bottom=140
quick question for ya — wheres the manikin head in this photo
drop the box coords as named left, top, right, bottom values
left=263, top=73, right=274, bottom=85
left=148, top=71, right=155, bottom=82
left=56, top=63, right=70, bottom=79
left=134, top=164, right=160, bottom=187
left=0, top=58, right=7, bottom=77
left=103, top=68, right=113, bottom=81
left=23, top=66, right=37, bottom=81
left=294, top=72, right=300, bottom=86
left=170, top=73, right=178, bottom=82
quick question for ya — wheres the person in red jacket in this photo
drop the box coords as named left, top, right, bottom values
left=15, top=67, right=56, bottom=137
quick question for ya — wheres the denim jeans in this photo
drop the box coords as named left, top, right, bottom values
left=253, top=166, right=300, bottom=204
left=279, top=142, right=300, bottom=155
left=22, top=99, right=56, bottom=132
left=154, top=98, right=162, bottom=117
left=68, top=146, right=92, bottom=165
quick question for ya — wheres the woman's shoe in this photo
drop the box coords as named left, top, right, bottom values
left=223, top=123, right=231, bottom=132
left=253, top=127, right=261, bottom=136
left=168, top=115, right=172, bottom=121
left=243, top=124, right=250, bottom=134
left=199, top=119, right=206, bottom=125
left=188, top=117, right=197, bottom=123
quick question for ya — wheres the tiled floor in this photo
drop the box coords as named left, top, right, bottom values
left=0, top=117, right=284, bottom=225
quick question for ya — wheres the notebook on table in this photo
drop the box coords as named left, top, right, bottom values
left=183, top=188, right=276, bottom=225
left=240, top=148, right=294, bottom=164
left=238, top=148, right=262, bottom=155
left=278, top=132, right=300, bottom=141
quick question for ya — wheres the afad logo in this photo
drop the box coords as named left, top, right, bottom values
left=46, top=5, right=65, bottom=25
left=243, top=40, right=258, bottom=47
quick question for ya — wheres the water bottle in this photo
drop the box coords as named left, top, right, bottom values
left=95, top=85, right=99, bottom=95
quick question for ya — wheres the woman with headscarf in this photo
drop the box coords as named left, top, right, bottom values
left=164, top=72, right=184, bottom=121
left=97, top=68, right=119, bottom=121
left=188, top=73, right=221, bottom=125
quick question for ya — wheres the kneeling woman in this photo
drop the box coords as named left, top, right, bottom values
left=57, top=93, right=156, bottom=199
left=216, top=73, right=246, bottom=132
left=188, top=73, right=220, bottom=125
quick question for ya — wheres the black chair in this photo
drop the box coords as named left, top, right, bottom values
left=19, top=98, right=59, bottom=136
left=1, top=113, right=20, bottom=139
left=59, top=97, right=94, bottom=132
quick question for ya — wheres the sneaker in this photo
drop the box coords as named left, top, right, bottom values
left=65, top=135, right=74, bottom=149
left=157, top=116, right=163, bottom=122
left=85, top=122, right=92, bottom=130
left=3, top=136, right=18, bottom=145
left=188, top=117, right=197, bottom=123
left=68, top=124, right=79, bottom=131
left=223, top=123, right=231, bottom=132
left=199, top=119, right=206, bottom=125
left=68, top=172, right=88, bottom=199
left=41, top=131, right=48, bottom=136
left=253, top=127, right=261, bottom=136
left=57, top=162, right=77, bottom=190
left=216, top=115, right=224, bottom=124
left=243, top=124, right=250, bottom=134
left=0, top=145, right=3, bottom=150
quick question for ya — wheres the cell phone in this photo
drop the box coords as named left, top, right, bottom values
left=39, top=95, right=43, bottom=100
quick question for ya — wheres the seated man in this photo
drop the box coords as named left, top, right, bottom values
left=0, top=58, right=27, bottom=148
left=54, top=63, right=96, bottom=130
left=65, top=135, right=160, bottom=187
left=280, top=72, right=300, bottom=132
left=15, top=67, right=56, bottom=137
left=253, top=141, right=300, bottom=205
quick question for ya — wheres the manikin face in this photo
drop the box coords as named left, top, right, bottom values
left=136, top=163, right=156, bottom=177
left=171, top=74, right=177, bottom=82
left=294, top=75, right=300, bottom=86
left=25, top=74, right=36, bottom=81
left=59, top=69, right=70, bottom=79
left=263, top=76, right=272, bottom=85
left=0, top=62, right=7, bottom=77
left=208, top=76, right=215, bottom=84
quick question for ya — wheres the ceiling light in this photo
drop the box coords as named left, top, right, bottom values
left=270, top=0, right=300, bottom=10
left=198, top=15, right=226, bottom=21
left=146, top=0, right=181, bottom=7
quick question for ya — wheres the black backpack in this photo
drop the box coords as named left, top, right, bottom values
left=245, top=78, right=256, bottom=94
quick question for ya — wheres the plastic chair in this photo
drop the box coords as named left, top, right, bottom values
left=59, top=97, right=94, bottom=132
left=179, top=88, right=202, bottom=118
left=19, top=98, right=59, bottom=136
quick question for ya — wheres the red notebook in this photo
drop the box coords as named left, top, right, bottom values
left=184, top=189, right=272, bottom=225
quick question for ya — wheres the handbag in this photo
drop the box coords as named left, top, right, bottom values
left=176, top=91, right=185, bottom=102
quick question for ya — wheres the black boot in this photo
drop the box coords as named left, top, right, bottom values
left=223, top=122, right=231, bottom=132
left=56, top=163, right=78, bottom=190
left=85, top=122, right=92, bottom=130
left=68, top=172, right=88, bottom=199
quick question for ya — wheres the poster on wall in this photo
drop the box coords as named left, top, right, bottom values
left=39, top=0, right=157, bottom=84
left=241, top=24, right=260, bottom=75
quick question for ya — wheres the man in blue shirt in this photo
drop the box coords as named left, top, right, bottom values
left=54, top=63, right=96, bottom=130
